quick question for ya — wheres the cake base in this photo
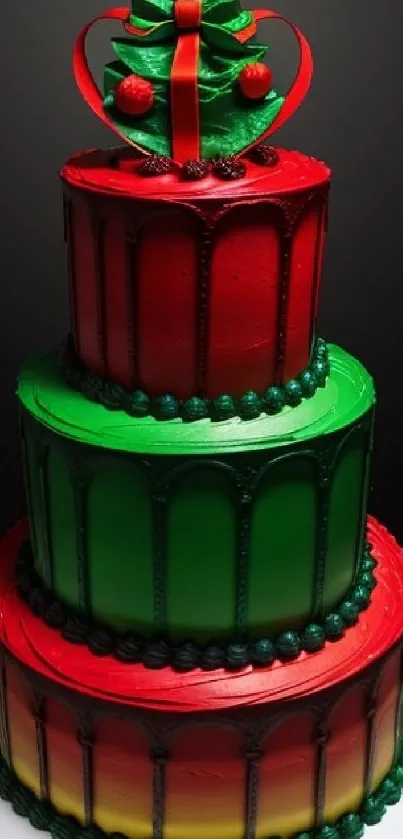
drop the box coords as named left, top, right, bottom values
left=0, top=517, right=402, bottom=839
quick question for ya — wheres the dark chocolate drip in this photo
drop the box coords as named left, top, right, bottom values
left=64, top=196, right=78, bottom=350
left=32, top=694, right=49, bottom=801
left=151, top=747, right=169, bottom=839
left=363, top=680, right=378, bottom=797
left=125, top=230, right=138, bottom=387
left=243, top=739, right=262, bottom=839
left=312, top=449, right=331, bottom=618
left=274, top=223, right=291, bottom=384
left=92, top=213, right=107, bottom=370
left=197, top=221, right=213, bottom=392
left=152, top=490, right=167, bottom=630
left=19, top=418, right=37, bottom=560
left=308, top=200, right=324, bottom=352
left=74, top=468, right=90, bottom=614
left=354, top=413, right=375, bottom=581
left=314, top=720, right=329, bottom=828
left=394, top=648, right=403, bottom=762
left=0, top=650, right=11, bottom=767
left=37, top=440, right=53, bottom=588
left=77, top=720, right=95, bottom=826
left=274, top=194, right=319, bottom=383
left=235, top=484, right=253, bottom=634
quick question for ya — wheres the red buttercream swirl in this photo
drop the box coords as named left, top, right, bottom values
left=60, top=147, right=330, bottom=202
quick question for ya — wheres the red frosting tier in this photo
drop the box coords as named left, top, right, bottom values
left=60, top=148, right=330, bottom=399
left=0, top=518, right=402, bottom=839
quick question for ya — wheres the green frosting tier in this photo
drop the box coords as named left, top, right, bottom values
left=18, top=345, right=375, bottom=642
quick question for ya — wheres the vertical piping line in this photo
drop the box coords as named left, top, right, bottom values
left=243, top=737, right=262, bottom=839
left=314, top=718, right=329, bottom=829
left=312, top=448, right=331, bottom=618
left=126, top=229, right=138, bottom=387
left=151, top=746, right=169, bottom=839
left=33, top=693, right=49, bottom=800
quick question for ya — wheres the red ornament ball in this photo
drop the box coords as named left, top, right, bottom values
left=114, top=74, right=154, bottom=116
left=238, top=63, right=273, bottom=100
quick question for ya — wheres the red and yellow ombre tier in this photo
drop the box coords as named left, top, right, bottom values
left=1, top=517, right=402, bottom=839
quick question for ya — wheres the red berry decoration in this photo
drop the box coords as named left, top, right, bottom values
left=238, top=63, right=273, bottom=101
left=114, top=74, right=154, bottom=116
left=181, top=160, right=210, bottom=181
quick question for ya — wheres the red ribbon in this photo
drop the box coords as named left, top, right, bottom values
left=73, top=6, right=313, bottom=162
left=174, top=0, right=202, bottom=29
left=73, top=8, right=145, bottom=151
left=170, top=0, right=202, bottom=160
left=242, top=10, right=313, bottom=144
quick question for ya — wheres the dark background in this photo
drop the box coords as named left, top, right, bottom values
left=0, top=0, right=403, bottom=538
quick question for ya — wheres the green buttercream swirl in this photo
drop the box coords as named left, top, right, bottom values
left=17, top=344, right=375, bottom=458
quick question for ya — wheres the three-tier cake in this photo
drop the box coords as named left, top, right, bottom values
left=0, top=3, right=402, bottom=839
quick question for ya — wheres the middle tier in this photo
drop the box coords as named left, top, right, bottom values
left=18, top=344, right=374, bottom=646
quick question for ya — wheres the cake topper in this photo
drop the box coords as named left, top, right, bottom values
left=74, top=3, right=313, bottom=162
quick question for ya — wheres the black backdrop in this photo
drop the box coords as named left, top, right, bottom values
left=1, top=0, right=403, bottom=539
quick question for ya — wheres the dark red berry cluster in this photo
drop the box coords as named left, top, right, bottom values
left=138, top=154, right=175, bottom=176
left=211, top=156, right=246, bottom=180
left=248, top=144, right=279, bottom=167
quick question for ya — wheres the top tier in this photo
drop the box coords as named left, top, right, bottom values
left=63, top=4, right=329, bottom=406
left=61, top=147, right=330, bottom=401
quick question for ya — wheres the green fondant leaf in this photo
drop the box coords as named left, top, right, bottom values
left=200, top=93, right=284, bottom=157
left=106, top=106, right=171, bottom=157
left=201, top=22, right=257, bottom=55
left=131, top=0, right=173, bottom=23
left=111, top=38, right=174, bottom=76
left=204, top=4, right=252, bottom=31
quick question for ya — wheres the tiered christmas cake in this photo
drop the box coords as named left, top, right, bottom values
left=1, top=3, right=403, bottom=839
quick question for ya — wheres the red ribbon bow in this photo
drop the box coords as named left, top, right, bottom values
left=73, top=6, right=313, bottom=162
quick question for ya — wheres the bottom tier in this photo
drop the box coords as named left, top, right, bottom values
left=0, top=518, right=402, bottom=839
